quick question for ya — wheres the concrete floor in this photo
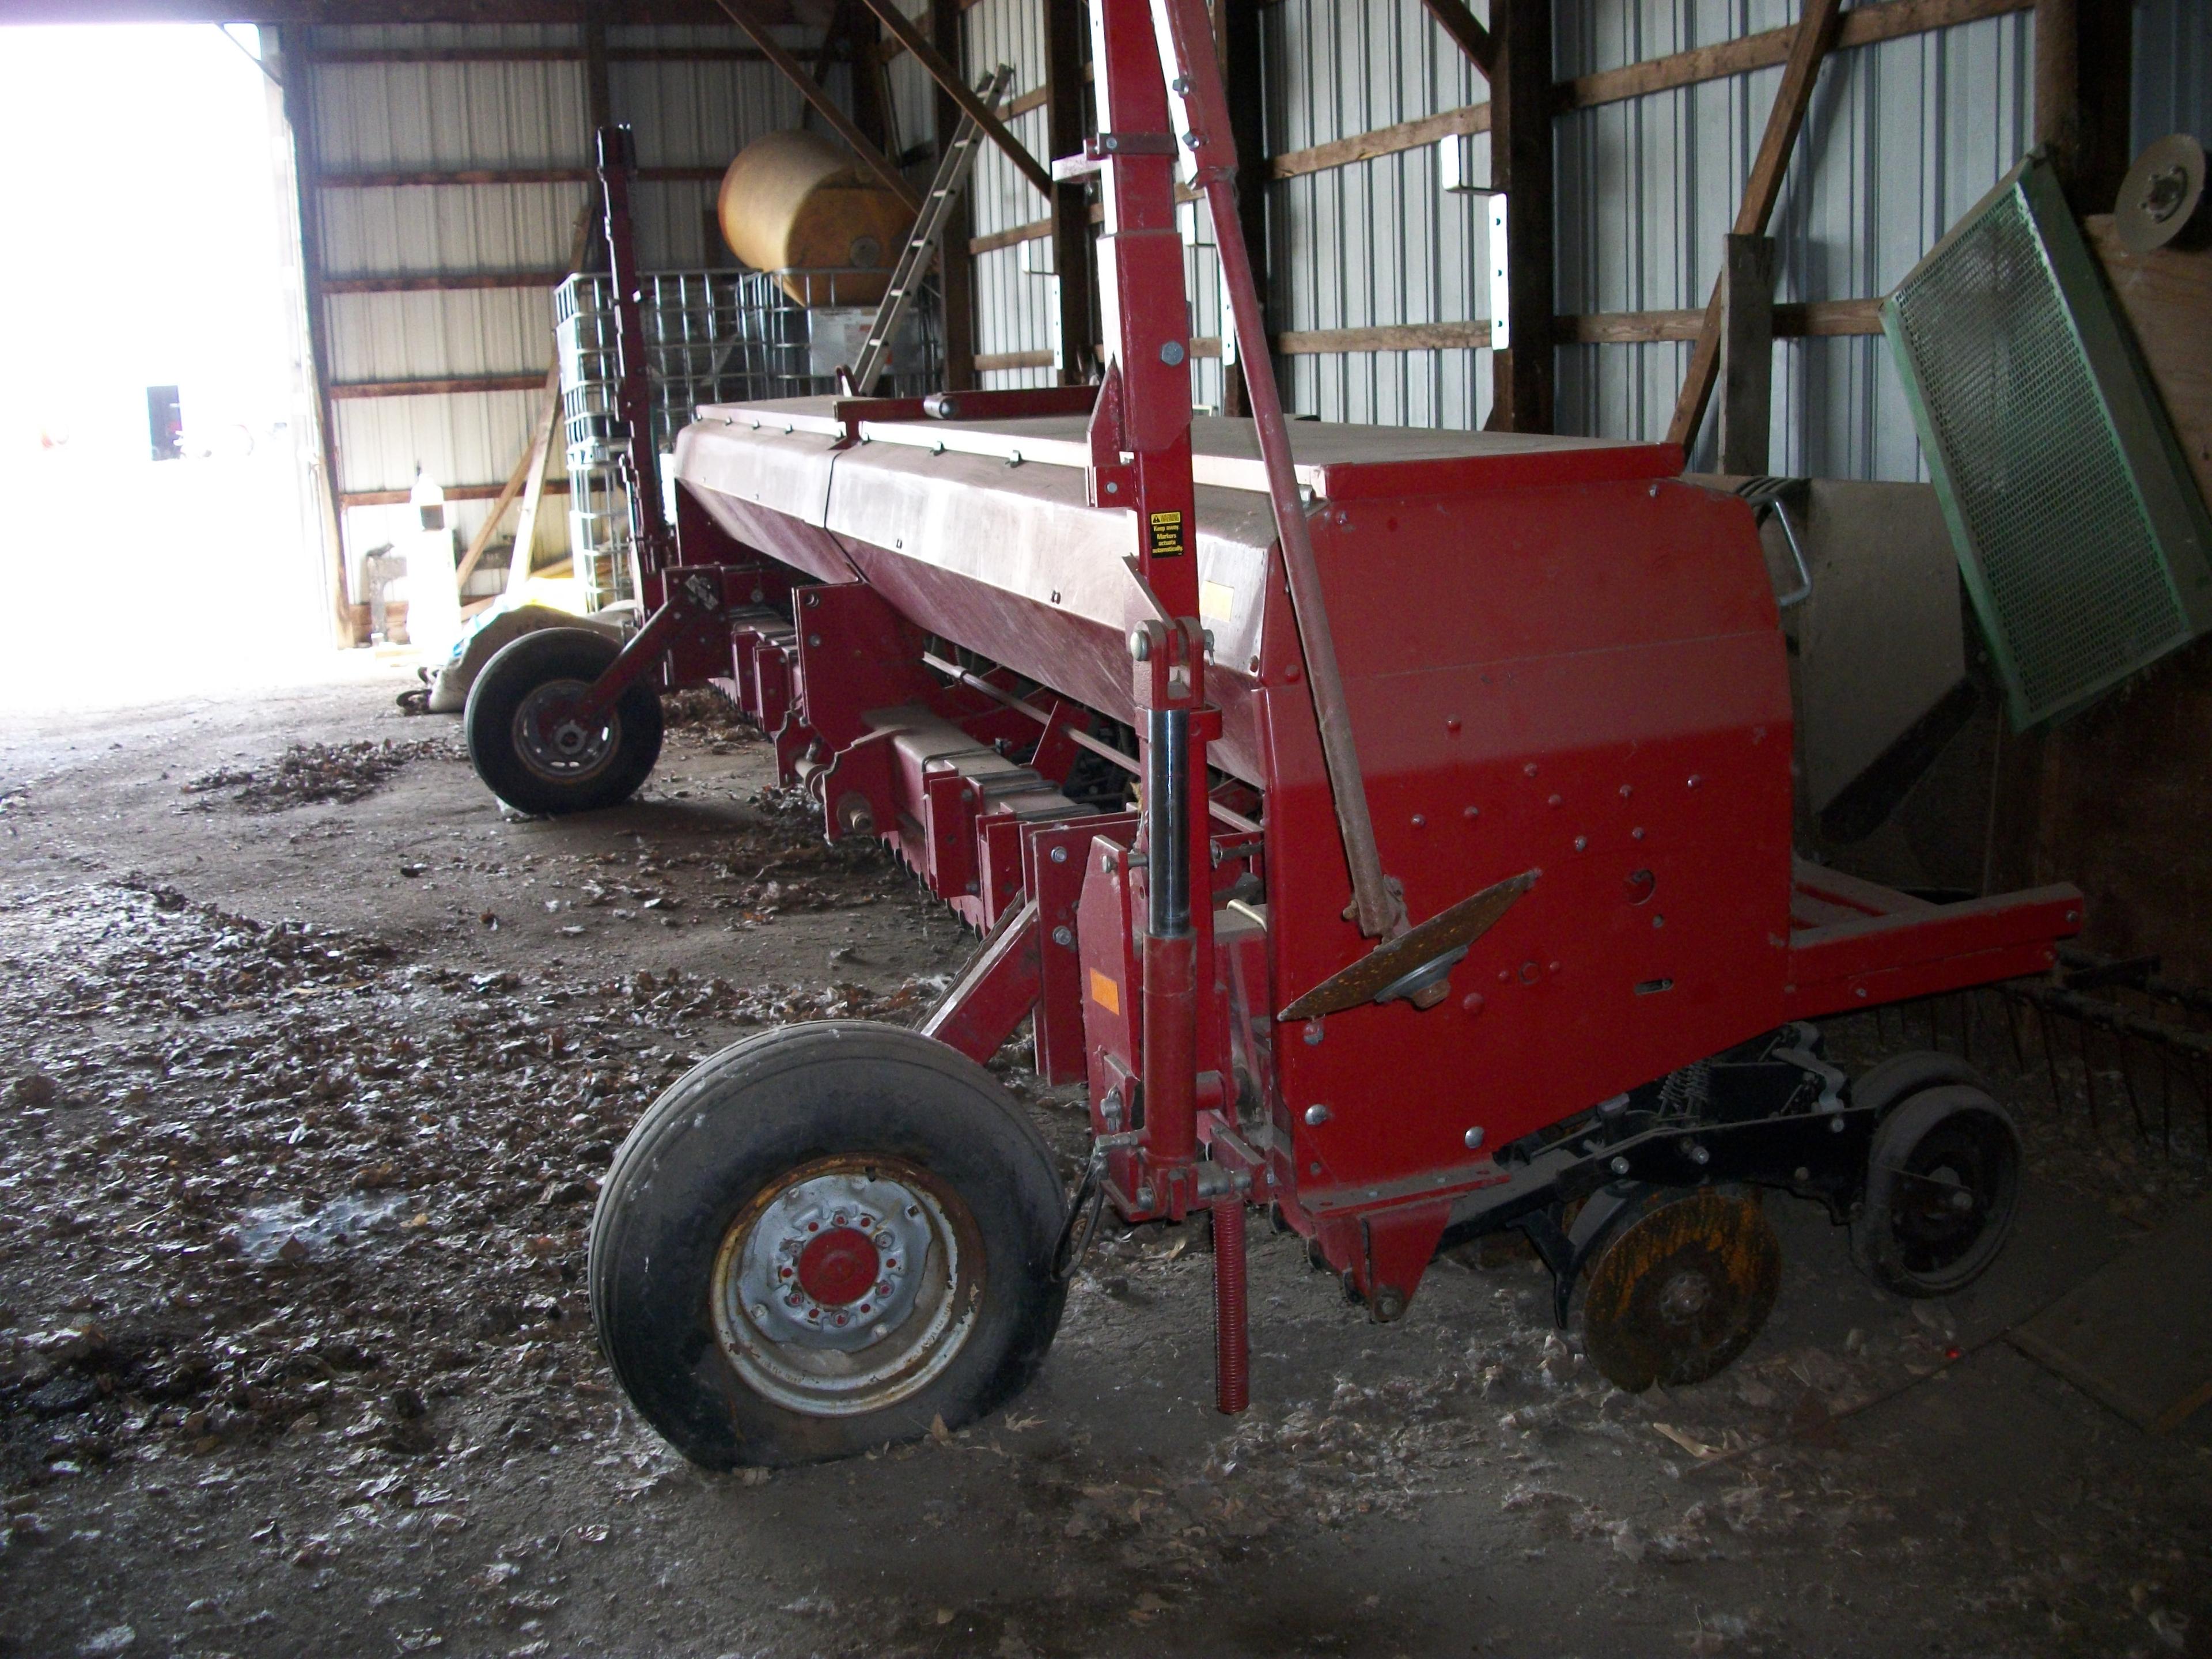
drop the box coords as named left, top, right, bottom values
left=1, top=665, right=2206, bottom=1659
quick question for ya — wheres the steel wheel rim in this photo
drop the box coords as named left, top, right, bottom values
left=712, top=1157, right=983, bottom=1418
left=1883, top=1111, right=2015, bottom=1277
left=512, top=678, right=620, bottom=784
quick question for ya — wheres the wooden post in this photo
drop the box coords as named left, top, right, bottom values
left=931, top=0, right=976, bottom=390
left=1717, top=233, right=1776, bottom=475
left=1487, top=0, right=1554, bottom=432
left=276, top=25, right=358, bottom=647
left=1044, top=0, right=1094, bottom=384
left=2035, top=0, right=2133, bottom=216
left=1217, top=0, right=1268, bottom=416
left=582, top=5, right=612, bottom=133
left=1664, top=0, right=1841, bottom=452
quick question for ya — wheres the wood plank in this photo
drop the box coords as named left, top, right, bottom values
left=2083, top=217, right=2212, bottom=517
left=316, top=165, right=722, bottom=187
left=1559, top=0, right=2029, bottom=113
left=1490, top=0, right=1554, bottom=431
left=1718, top=233, right=1777, bottom=474
left=2012, top=1196, right=2212, bottom=1433
left=931, top=0, right=975, bottom=389
left=969, top=217, right=1054, bottom=256
left=973, top=349, right=1055, bottom=372
left=307, top=46, right=780, bottom=63
left=1559, top=297, right=1882, bottom=341
left=329, top=373, right=550, bottom=399
left=1665, top=0, right=1843, bottom=450
left=706, top=0, right=919, bottom=210
left=505, top=393, right=562, bottom=597
left=321, top=270, right=569, bottom=294
left=342, top=478, right=572, bottom=509
left=1043, top=0, right=1093, bottom=384
left=1418, top=0, right=1494, bottom=74
left=1277, top=320, right=1492, bottom=355
left=857, top=0, right=1054, bottom=196
left=1269, top=100, right=1488, bottom=181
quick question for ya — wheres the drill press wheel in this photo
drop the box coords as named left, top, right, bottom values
left=1576, top=1186, right=1782, bottom=1393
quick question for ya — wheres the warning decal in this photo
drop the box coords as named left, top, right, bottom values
left=1147, top=510, right=1186, bottom=556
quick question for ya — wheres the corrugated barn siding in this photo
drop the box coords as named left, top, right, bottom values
left=965, top=0, right=1057, bottom=389
left=298, top=21, right=810, bottom=582
left=1266, top=0, right=1494, bottom=427
left=2133, top=0, right=2209, bottom=145
left=1556, top=0, right=2035, bottom=479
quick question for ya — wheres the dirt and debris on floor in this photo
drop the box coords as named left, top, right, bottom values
left=1, top=666, right=2208, bottom=1659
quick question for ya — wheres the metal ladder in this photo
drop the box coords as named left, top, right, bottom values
left=848, top=63, right=1016, bottom=395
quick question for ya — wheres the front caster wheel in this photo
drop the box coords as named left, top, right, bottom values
left=589, top=1021, right=1067, bottom=1467
left=463, top=627, right=662, bottom=815
left=1576, top=1186, right=1782, bottom=1393
left=1851, top=1084, right=2021, bottom=1297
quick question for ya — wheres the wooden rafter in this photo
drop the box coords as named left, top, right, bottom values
left=707, top=0, right=919, bottom=210
left=1417, top=0, right=1494, bottom=75
left=855, top=0, right=1054, bottom=197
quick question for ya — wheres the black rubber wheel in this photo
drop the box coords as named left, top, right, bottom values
left=589, top=1021, right=1067, bottom=1468
left=463, top=627, right=662, bottom=815
left=1851, top=1084, right=2021, bottom=1298
left=1849, top=1051, right=1984, bottom=1119
left=1575, top=1186, right=1781, bottom=1392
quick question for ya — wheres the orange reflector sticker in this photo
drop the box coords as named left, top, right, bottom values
left=1088, top=969, right=1121, bottom=1016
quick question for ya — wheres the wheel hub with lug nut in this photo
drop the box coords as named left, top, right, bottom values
left=713, top=1160, right=978, bottom=1416
left=512, top=680, right=618, bottom=782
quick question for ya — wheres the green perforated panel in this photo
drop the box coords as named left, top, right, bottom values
left=1884, top=156, right=2212, bottom=726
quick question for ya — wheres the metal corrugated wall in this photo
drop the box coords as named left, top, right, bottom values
left=953, top=0, right=2195, bottom=480
left=1267, top=0, right=1494, bottom=426
left=1556, top=0, right=2036, bottom=479
left=2133, top=0, right=2209, bottom=146
left=295, top=21, right=817, bottom=595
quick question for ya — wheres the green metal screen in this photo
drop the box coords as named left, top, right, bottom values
left=1883, top=155, right=2212, bottom=726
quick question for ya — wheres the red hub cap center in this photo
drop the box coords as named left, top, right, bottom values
left=795, top=1226, right=880, bottom=1306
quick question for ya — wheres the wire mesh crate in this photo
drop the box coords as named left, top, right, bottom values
left=554, top=270, right=940, bottom=609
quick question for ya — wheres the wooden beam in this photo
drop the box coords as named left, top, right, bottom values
left=1278, top=320, right=1491, bottom=354
left=1559, top=297, right=1883, bottom=342
left=344, top=478, right=571, bottom=509
left=307, top=46, right=782, bottom=63
left=856, top=0, right=1055, bottom=196
left=1717, top=234, right=1777, bottom=475
left=969, top=216, right=1054, bottom=256
left=276, top=24, right=357, bottom=647
left=1559, top=0, right=2029, bottom=113
left=329, top=373, right=551, bottom=398
left=706, top=0, right=919, bottom=209
left=1488, top=0, right=1553, bottom=432
left=320, top=269, right=569, bottom=293
left=974, top=349, right=1056, bottom=373
left=1664, top=0, right=1842, bottom=451
left=582, top=6, right=613, bottom=133
left=0, top=1, right=806, bottom=20
left=1218, top=0, right=1269, bottom=416
left=1270, top=100, right=1487, bottom=180
left=931, top=0, right=976, bottom=390
left=1044, top=0, right=1094, bottom=383
left=503, top=395, right=562, bottom=596
left=1252, top=0, right=2025, bottom=190
left=2035, top=0, right=2133, bottom=214
left=1417, top=0, right=1494, bottom=75
left=315, top=165, right=722, bottom=186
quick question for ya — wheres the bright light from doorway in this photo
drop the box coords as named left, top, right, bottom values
left=0, top=24, right=334, bottom=711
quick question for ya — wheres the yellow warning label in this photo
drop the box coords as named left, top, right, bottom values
left=1088, top=968, right=1122, bottom=1016
left=1147, top=510, right=1186, bottom=556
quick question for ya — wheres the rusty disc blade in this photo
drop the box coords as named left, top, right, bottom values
left=1277, top=868, right=1539, bottom=1023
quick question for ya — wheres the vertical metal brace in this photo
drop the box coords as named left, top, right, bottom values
left=1146, top=0, right=1404, bottom=940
